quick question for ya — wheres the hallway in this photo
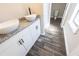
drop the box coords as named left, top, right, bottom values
left=27, top=18, right=66, bottom=56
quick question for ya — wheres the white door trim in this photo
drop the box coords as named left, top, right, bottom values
left=41, top=3, right=52, bottom=35
left=61, top=3, right=71, bottom=28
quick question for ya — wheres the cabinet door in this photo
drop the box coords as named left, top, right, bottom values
left=20, top=26, right=33, bottom=54
left=0, top=34, right=26, bottom=56
left=31, top=19, right=41, bottom=43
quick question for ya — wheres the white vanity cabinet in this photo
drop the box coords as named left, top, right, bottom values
left=0, top=19, right=40, bottom=56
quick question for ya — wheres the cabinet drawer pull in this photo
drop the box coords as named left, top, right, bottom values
left=18, top=40, right=22, bottom=45
left=18, top=39, right=24, bottom=45
left=21, top=39, right=24, bottom=43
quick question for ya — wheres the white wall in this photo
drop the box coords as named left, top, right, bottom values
left=23, top=3, right=43, bottom=16
left=0, top=3, right=43, bottom=21
left=63, top=3, right=79, bottom=55
left=51, top=3, right=66, bottom=18
left=0, top=4, right=26, bottom=22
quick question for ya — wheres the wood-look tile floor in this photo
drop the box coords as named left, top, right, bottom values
left=26, top=18, right=66, bottom=56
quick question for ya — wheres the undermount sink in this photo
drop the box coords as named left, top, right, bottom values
left=24, top=14, right=37, bottom=22
left=0, top=19, right=19, bottom=34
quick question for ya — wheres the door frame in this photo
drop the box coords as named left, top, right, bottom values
left=61, top=3, right=71, bottom=28
left=43, top=3, right=52, bottom=28
left=41, top=3, right=52, bottom=35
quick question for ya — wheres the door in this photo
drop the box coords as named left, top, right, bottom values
left=63, top=3, right=79, bottom=56
left=31, top=19, right=41, bottom=43
left=20, top=25, right=33, bottom=54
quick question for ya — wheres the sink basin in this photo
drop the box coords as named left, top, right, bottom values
left=0, top=19, right=19, bottom=34
left=24, top=14, right=37, bottom=22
